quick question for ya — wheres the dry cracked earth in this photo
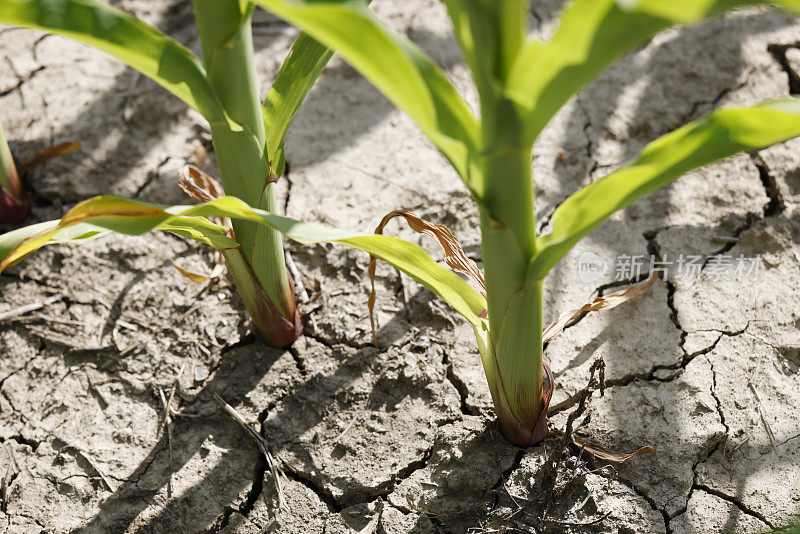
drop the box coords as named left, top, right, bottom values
left=1, top=1, right=799, bottom=532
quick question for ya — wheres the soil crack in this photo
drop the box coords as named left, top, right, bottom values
left=615, top=475, right=671, bottom=534
left=134, top=156, right=171, bottom=198
left=768, top=42, right=800, bottom=95
left=669, top=72, right=753, bottom=134
left=287, top=346, right=308, bottom=376
left=208, top=455, right=267, bottom=532
left=0, top=65, right=46, bottom=97
left=442, top=350, right=474, bottom=416
left=0, top=434, right=41, bottom=450
left=577, top=99, right=599, bottom=179
left=281, top=461, right=344, bottom=512
left=749, top=153, right=785, bottom=217
left=693, top=484, right=773, bottom=529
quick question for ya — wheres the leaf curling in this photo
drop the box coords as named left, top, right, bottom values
left=367, top=209, right=486, bottom=345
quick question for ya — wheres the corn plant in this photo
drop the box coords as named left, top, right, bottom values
left=0, top=117, right=80, bottom=224
left=4, top=0, right=800, bottom=447
left=0, top=0, right=348, bottom=346
left=236, top=0, right=800, bottom=446
left=0, top=118, right=28, bottom=224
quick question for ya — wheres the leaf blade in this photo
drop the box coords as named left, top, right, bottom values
left=250, top=0, right=480, bottom=184
left=262, top=32, right=333, bottom=172
left=529, top=98, right=800, bottom=279
left=0, top=195, right=487, bottom=325
left=507, top=0, right=800, bottom=140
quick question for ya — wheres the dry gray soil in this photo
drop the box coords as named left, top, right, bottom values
left=1, top=1, right=799, bottom=532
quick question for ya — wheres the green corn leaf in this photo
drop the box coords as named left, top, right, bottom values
left=506, top=0, right=800, bottom=141
left=0, top=220, right=109, bottom=266
left=529, top=98, right=800, bottom=279
left=0, top=0, right=232, bottom=126
left=0, top=195, right=487, bottom=326
left=262, top=32, right=333, bottom=175
left=250, top=0, right=480, bottom=186
left=0, top=200, right=238, bottom=269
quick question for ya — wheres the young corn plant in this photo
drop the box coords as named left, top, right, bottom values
left=0, top=117, right=80, bottom=224
left=217, top=0, right=800, bottom=445
left=0, top=119, right=28, bottom=224
left=0, top=0, right=345, bottom=347
left=4, top=0, right=800, bottom=447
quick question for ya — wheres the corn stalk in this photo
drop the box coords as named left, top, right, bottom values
left=191, top=0, right=300, bottom=346
left=242, top=0, right=800, bottom=445
left=0, top=0, right=339, bottom=347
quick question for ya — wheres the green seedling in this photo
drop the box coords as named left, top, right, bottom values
left=0, top=116, right=80, bottom=223
left=4, top=0, right=800, bottom=447
left=0, top=0, right=344, bottom=347
left=240, top=0, right=800, bottom=445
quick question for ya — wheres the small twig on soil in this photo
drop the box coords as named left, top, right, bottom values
left=85, top=373, right=109, bottom=410
left=357, top=500, right=383, bottom=534
left=2, top=443, right=19, bottom=474
left=1, top=466, right=13, bottom=513
left=0, top=294, right=62, bottom=322
left=748, top=380, right=778, bottom=455
left=542, top=510, right=613, bottom=527
left=0, top=444, right=19, bottom=514
left=285, top=251, right=308, bottom=303
left=213, top=393, right=287, bottom=511
left=51, top=434, right=115, bottom=492
left=547, top=390, right=583, bottom=416
left=158, top=365, right=185, bottom=498
left=334, top=418, right=358, bottom=442
left=286, top=250, right=320, bottom=333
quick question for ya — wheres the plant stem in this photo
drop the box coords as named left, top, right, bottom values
left=193, top=0, right=300, bottom=346
left=477, top=98, right=544, bottom=445
left=0, top=119, right=29, bottom=224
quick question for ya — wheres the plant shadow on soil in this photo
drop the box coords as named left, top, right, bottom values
left=73, top=287, right=440, bottom=532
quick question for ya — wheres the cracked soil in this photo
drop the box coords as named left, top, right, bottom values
left=1, top=0, right=799, bottom=532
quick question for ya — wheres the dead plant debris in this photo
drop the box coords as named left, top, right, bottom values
left=213, top=393, right=287, bottom=511
left=16, top=141, right=81, bottom=175
left=542, top=270, right=660, bottom=344
left=368, top=210, right=485, bottom=345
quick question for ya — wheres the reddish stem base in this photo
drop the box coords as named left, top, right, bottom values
left=0, top=186, right=30, bottom=224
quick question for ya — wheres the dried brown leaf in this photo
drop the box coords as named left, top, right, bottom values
left=548, top=428, right=655, bottom=464
left=170, top=260, right=211, bottom=284
left=542, top=271, right=659, bottom=344
left=17, top=141, right=81, bottom=174
left=367, top=210, right=485, bottom=345
left=571, top=434, right=655, bottom=463
left=178, top=164, right=225, bottom=203
left=178, top=165, right=233, bottom=270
